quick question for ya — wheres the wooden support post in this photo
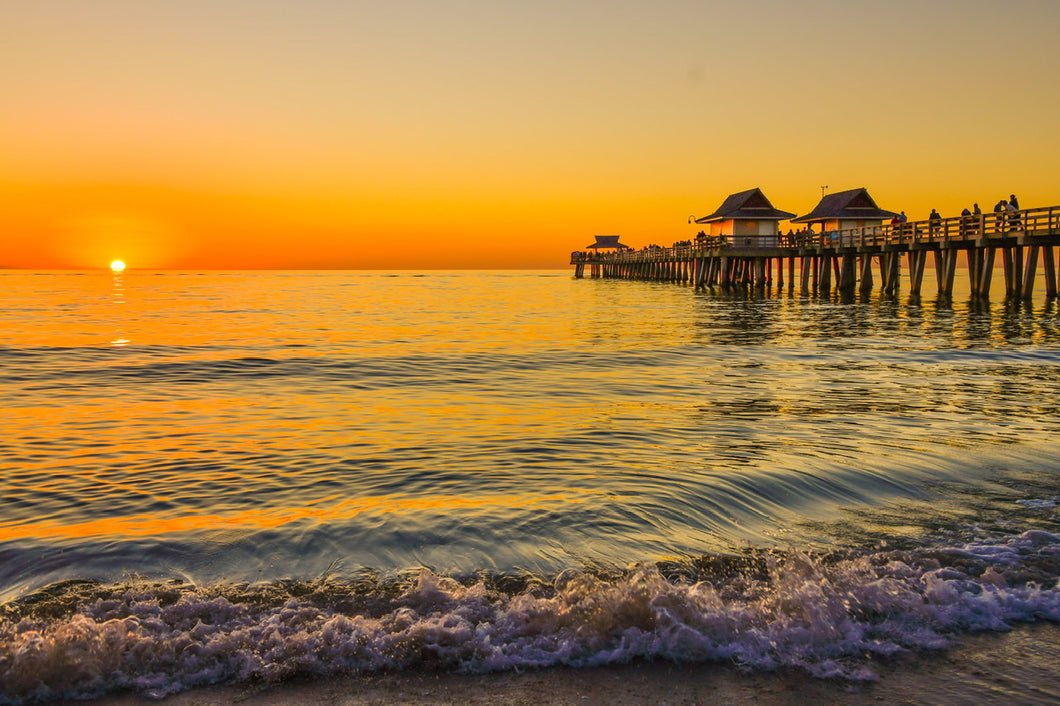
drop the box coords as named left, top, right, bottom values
left=788, top=257, right=796, bottom=290
left=838, top=254, right=856, bottom=292
left=880, top=253, right=895, bottom=294
left=1013, top=246, right=1024, bottom=297
left=881, top=253, right=896, bottom=294
left=1044, top=246, right=1057, bottom=298
left=979, top=247, right=996, bottom=298
left=942, top=250, right=958, bottom=296
left=909, top=251, right=927, bottom=295
left=967, top=248, right=980, bottom=296
left=859, top=255, right=874, bottom=293
left=1002, top=247, right=1014, bottom=297
left=1022, top=245, right=1039, bottom=299
left=819, top=256, right=832, bottom=293
left=800, top=256, right=811, bottom=292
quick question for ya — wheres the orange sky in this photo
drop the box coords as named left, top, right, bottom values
left=3, top=0, right=1059, bottom=269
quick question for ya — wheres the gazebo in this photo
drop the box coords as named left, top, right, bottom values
left=584, top=235, right=630, bottom=251
left=694, top=188, right=795, bottom=247
left=791, top=187, right=897, bottom=234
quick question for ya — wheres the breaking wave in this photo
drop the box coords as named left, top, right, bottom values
left=3, top=531, right=1059, bottom=704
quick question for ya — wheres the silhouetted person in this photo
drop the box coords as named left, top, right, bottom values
left=896, top=211, right=908, bottom=238
left=994, top=199, right=1007, bottom=232
left=1004, top=193, right=1021, bottom=230
left=1008, top=194, right=1021, bottom=230
left=929, top=209, right=942, bottom=236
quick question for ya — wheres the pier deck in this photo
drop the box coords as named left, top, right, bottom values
left=571, top=205, right=1060, bottom=299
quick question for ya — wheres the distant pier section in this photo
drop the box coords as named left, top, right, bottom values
left=571, top=188, right=1060, bottom=299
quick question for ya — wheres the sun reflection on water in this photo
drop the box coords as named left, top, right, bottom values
left=110, top=269, right=130, bottom=347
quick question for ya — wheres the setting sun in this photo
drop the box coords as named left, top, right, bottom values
left=110, top=260, right=126, bottom=273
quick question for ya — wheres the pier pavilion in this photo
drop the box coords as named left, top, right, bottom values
left=791, top=187, right=897, bottom=238
left=574, top=235, right=632, bottom=278
left=585, top=234, right=630, bottom=252
left=692, top=188, right=796, bottom=248
left=571, top=203, right=1060, bottom=300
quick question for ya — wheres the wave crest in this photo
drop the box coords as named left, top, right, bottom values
left=3, top=531, right=1060, bottom=703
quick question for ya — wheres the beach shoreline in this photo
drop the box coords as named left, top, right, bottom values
left=75, top=622, right=1060, bottom=705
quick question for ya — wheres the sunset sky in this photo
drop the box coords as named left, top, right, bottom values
left=3, top=0, right=1058, bottom=269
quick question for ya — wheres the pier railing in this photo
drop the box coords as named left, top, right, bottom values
left=571, top=205, right=1060, bottom=264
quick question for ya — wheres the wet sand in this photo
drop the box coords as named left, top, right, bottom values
left=76, top=623, right=1060, bottom=705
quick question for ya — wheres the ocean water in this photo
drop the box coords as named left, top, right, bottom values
left=2, top=269, right=1060, bottom=702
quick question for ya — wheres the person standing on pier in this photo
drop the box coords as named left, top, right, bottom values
left=1009, top=194, right=1021, bottom=230
left=929, top=209, right=942, bottom=236
left=898, top=211, right=908, bottom=238
left=1004, top=193, right=1021, bottom=230
left=994, top=199, right=1008, bottom=232
left=968, top=203, right=982, bottom=236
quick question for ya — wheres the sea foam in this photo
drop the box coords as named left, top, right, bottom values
left=2, top=530, right=1059, bottom=704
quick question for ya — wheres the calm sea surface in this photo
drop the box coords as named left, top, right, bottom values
left=2, top=269, right=1060, bottom=701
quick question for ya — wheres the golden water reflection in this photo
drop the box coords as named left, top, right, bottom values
left=110, top=271, right=130, bottom=347
left=0, top=491, right=581, bottom=543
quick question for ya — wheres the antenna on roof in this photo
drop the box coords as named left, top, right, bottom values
left=821, top=185, right=829, bottom=199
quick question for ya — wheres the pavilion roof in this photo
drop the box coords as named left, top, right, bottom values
left=792, top=187, right=897, bottom=223
left=585, top=235, right=630, bottom=249
left=694, top=188, right=796, bottom=224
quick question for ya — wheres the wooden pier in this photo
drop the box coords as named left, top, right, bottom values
left=571, top=205, right=1060, bottom=299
